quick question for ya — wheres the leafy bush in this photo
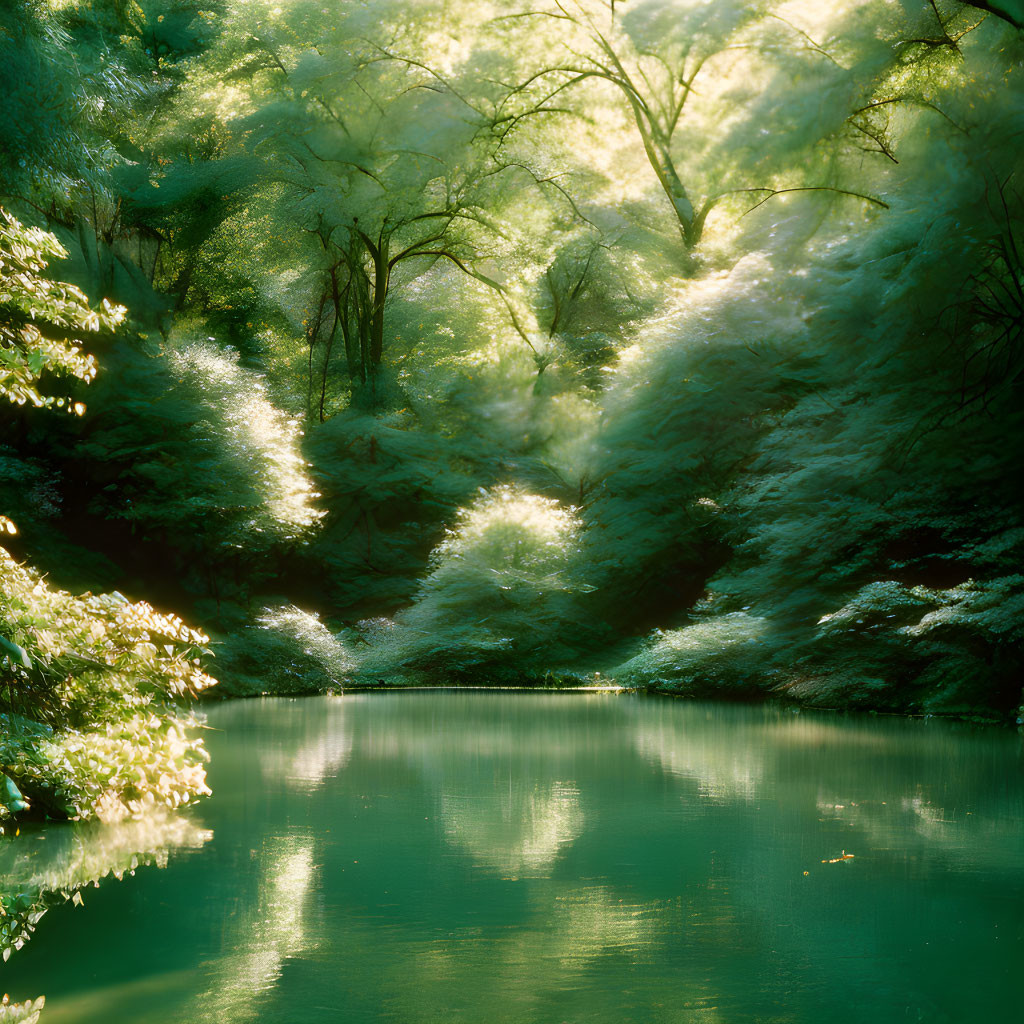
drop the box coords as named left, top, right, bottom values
left=0, top=208, right=217, bottom=827
left=359, top=486, right=602, bottom=682
left=611, top=612, right=768, bottom=696
left=214, top=603, right=353, bottom=696
left=0, top=210, right=123, bottom=411
left=0, top=995, right=45, bottom=1024
left=0, top=546, right=216, bottom=824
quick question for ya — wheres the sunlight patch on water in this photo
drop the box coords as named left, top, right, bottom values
left=192, top=838, right=315, bottom=1023
left=548, top=886, right=663, bottom=969
left=441, top=780, right=584, bottom=879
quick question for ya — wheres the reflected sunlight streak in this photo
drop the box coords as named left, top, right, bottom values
left=441, top=781, right=584, bottom=879
left=192, top=838, right=315, bottom=1023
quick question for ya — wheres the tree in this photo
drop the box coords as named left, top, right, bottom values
left=154, top=0, right=567, bottom=413
left=360, top=485, right=602, bottom=682
left=0, top=0, right=149, bottom=291
left=493, top=0, right=889, bottom=250
left=0, top=0, right=235, bottom=318
left=0, top=209, right=123, bottom=411
left=1, top=208, right=217, bottom=830
left=250, top=48, right=536, bottom=399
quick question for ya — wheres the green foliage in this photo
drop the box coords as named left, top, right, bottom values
left=0, top=210, right=123, bottom=410
left=30, top=322, right=324, bottom=617
left=577, top=254, right=816, bottom=628
left=2, top=0, right=1024, bottom=721
left=0, top=0, right=143, bottom=223
left=0, top=546, right=216, bottom=824
left=0, top=204, right=218, bottom=833
left=0, top=995, right=45, bottom=1023
left=214, top=603, right=352, bottom=696
left=305, top=405, right=492, bottom=611
left=611, top=613, right=768, bottom=695
left=359, top=486, right=602, bottom=681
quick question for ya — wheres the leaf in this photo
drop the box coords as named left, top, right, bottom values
left=0, top=636, right=32, bottom=669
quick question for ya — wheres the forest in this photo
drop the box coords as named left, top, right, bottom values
left=3, top=0, right=1024, bottom=843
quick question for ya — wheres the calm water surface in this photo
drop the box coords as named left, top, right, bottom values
left=3, top=693, right=1023, bottom=1023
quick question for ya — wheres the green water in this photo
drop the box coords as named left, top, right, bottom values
left=2, top=693, right=1023, bottom=1023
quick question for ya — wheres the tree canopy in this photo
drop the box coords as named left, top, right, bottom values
left=1, top=0, right=1022, bottom=725
left=1, top=209, right=216, bottom=836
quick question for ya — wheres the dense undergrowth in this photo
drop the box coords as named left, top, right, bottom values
left=1, top=212, right=216, bottom=839
left=2, top=0, right=1023, bottom=741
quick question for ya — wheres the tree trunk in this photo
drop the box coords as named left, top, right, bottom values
left=370, top=237, right=390, bottom=367
left=356, top=274, right=370, bottom=382
left=625, top=96, right=698, bottom=247
left=319, top=319, right=337, bottom=423
left=655, top=141, right=699, bottom=246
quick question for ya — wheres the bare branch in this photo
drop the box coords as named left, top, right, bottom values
left=728, top=186, right=889, bottom=216
left=409, top=249, right=538, bottom=353
left=767, top=14, right=844, bottom=67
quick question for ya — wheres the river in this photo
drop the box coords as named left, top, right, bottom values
left=3, top=692, right=1022, bottom=1023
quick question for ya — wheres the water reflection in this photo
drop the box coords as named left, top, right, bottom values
left=257, top=697, right=351, bottom=791
left=0, top=811, right=212, bottom=1023
left=389, top=883, right=669, bottom=1019
left=0, top=812, right=211, bottom=961
left=4, top=694, right=1023, bottom=1024
left=193, top=837, right=315, bottom=1023
left=441, top=781, right=584, bottom=879
left=632, top=714, right=765, bottom=802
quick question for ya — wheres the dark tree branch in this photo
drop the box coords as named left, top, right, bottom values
left=961, top=1, right=1023, bottom=30
left=729, top=186, right=889, bottom=215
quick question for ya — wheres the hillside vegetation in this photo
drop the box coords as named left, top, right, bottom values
left=2, top=0, right=1023, bottom=722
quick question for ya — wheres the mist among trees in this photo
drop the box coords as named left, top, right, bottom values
left=3, top=0, right=1024, bottom=748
